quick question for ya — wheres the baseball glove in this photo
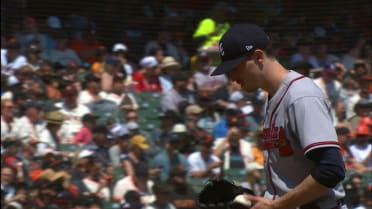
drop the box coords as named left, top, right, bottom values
left=197, top=179, right=255, bottom=209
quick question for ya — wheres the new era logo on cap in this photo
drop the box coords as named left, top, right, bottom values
left=211, top=24, right=269, bottom=76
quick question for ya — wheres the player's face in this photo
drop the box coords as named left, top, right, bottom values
left=228, top=59, right=262, bottom=92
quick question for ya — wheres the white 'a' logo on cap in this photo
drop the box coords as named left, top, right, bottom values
left=245, top=45, right=253, bottom=51
left=219, top=42, right=224, bottom=56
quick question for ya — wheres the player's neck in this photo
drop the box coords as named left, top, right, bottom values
left=262, top=61, right=289, bottom=97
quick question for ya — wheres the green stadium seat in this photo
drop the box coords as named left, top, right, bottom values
left=187, top=177, right=207, bottom=194
left=59, top=143, right=81, bottom=152
left=223, top=168, right=247, bottom=183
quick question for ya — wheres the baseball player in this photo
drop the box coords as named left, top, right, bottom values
left=209, top=24, right=347, bottom=209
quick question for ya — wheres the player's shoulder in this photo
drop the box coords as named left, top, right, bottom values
left=287, top=72, right=325, bottom=101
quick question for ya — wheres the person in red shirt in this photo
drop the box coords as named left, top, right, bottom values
left=73, top=114, right=98, bottom=145
left=132, top=56, right=162, bottom=92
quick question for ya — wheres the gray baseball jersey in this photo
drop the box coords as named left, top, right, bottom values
left=261, top=71, right=346, bottom=209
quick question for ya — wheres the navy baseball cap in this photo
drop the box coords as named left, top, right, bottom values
left=211, top=24, right=270, bottom=76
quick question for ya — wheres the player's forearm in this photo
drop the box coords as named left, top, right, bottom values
left=273, top=175, right=328, bottom=209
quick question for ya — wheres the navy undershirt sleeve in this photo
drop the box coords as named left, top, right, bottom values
left=306, top=147, right=345, bottom=188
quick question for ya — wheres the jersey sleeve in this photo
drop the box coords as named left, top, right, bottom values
left=287, top=96, right=339, bottom=154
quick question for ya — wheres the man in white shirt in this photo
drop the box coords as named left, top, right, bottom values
left=1, top=39, right=27, bottom=77
left=187, top=134, right=221, bottom=178
left=12, top=101, right=46, bottom=144
left=77, top=74, right=106, bottom=105
left=56, top=80, right=91, bottom=144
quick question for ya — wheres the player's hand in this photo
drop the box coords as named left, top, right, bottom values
left=244, top=194, right=274, bottom=209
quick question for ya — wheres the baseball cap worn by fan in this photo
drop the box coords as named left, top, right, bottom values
left=131, top=135, right=149, bottom=150
left=210, top=24, right=270, bottom=76
left=112, top=43, right=128, bottom=52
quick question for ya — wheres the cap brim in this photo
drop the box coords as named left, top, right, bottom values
left=210, top=56, right=247, bottom=76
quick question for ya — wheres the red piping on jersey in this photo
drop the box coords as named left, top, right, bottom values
left=303, top=141, right=340, bottom=153
left=266, top=75, right=305, bottom=200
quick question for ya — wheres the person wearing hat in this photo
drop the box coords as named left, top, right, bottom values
left=187, top=134, right=221, bottom=179
left=160, top=72, right=195, bottom=113
left=112, top=43, right=136, bottom=79
left=108, top=125, right=131, bottom=167
left=150, top=134, right=189, bottom=182
left=73, top=113, right=98, bottom=145
left=121, top=133, right=160, bottom=179
left=132, top=56, right=162, bottom=92
left=25, top=43, right=43, bottom=71
left=101, top=55, right=125, bottom=92
left=159, top=56, right=182, bottom=92
left=210, top=24, right=346, bottom=209
left=37, top=110, right=65, bottom=153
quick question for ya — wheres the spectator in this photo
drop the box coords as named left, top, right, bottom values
left=339, top=78, right=361, bottom=119
left=212, top=106, right=240, bottom=139
left=17, top=17, right=48, bottom=55
left=101, top=55, right=126, bottom=92
left=56, top=80, right=91, bottom=144
left=159, top=56, right=181, bottom=92
left=48, top=33, right=82, bottom=67
left=112, top=43, right=137, bottom=80
left=187, top=134, right=221, bottom=179
left=90, top=46, right=108, bottom=77
left=313, top=37, right=340, bottom=67
left=229, top=91, right=254, bottom=117
left=83, top=126, right=110, bottom=163
left=193, top=51, right=227, bottom=93
left=290, top=39, right=319, bottom=68
left=1, top=38, right=27, bottom=76
left=105, top=76, right=138, bottom=110
left=73, top=113, right=98, bottom=145
left=25, top=43, right=43, bottom=71
left=38, top=110, right=65, bottom=153
left=113, top=163, right=155, bottom=205
left=349, top=125, right=371, bottom=166
left=1, top=165, right=18, bottom=204
left=313, top=64, right=342, bottom=105
left=143, top=181, right=176, bottom=209
left=12, top=101, right=45, bottom=144
left=333, top=100, right=353, bottom=129
left=213, top=126, right=264, bottom=171
left=108, top=125, right=131, bottom=167
left=150, top=134, right=189, bottom=182
left=144, top=30, right=180, bottom=61
left=122, top=135, right=150, bottom=177
left=1, top=99, right=16, bottom=140
left=167, top=167, right=196, bottom=209
left=213, top=80, right=242, bottom=110
left=161, top=72, right=195, bottom=112
left=81, top=157, right=111, bottom=201
left=132, top=56, right=162, bottom=92
left=77, top=74, right=106, bottom=105
left=154, top=110, right=182, bottom=147
left=336, top=127, right=367, bottom=173
left=291, top=61, right=313, bottom=77
left=347, top=98, right=371, bottom=134
left=244, top=97, right=265, bottom=134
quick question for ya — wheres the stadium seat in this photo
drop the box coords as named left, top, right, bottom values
left=59, top=143, right=81, bottom=152
left=187, top=177, right=207, bottom=194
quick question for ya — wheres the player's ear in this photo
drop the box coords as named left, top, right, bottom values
left=252, top=49, right=264, bottom=63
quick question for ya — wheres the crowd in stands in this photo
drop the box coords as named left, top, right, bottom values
left=1, top=1, right=371, bottom=209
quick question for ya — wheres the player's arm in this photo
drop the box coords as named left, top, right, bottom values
left=247, top=147, right=345, bottom=209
